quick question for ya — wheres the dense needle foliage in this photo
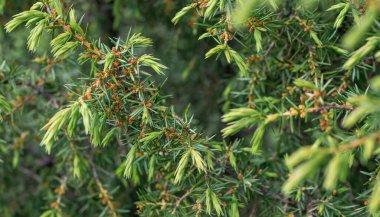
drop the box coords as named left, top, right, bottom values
left=1, top=0, right=380, bottom=216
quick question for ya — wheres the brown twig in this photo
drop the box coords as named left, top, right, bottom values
left=264, top=41, right=275, bottom=58
left=49, top=176, right=68, bottom=212
left=91, top=164, right=118, bottom=217
left=281, top=103, right=354, bottom=117
left=2, top=94, right=36, bottom=120
left=175, top=188, right=193, bottom=207
left=306, top=104, right=354, bottom=113
left=335, top=132, right=380, bottom=152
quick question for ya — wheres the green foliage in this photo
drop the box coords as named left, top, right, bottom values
left=5, top=10, right=47, bottom=33
left=40, top=104, right=76, bottom=154
left=0, top=94, right=11, bottom=121
left=1, top=0, right=380, bottom=216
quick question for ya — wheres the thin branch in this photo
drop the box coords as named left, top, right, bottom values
left=336, top=132, right=380, bottom=152
left=281, top=103, right=354, bottom=117
left=175, top=188, right=193, bottom=207
left=2, top=94, right=35, bottom=120
left=91, top=163, right=118, bottom=217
